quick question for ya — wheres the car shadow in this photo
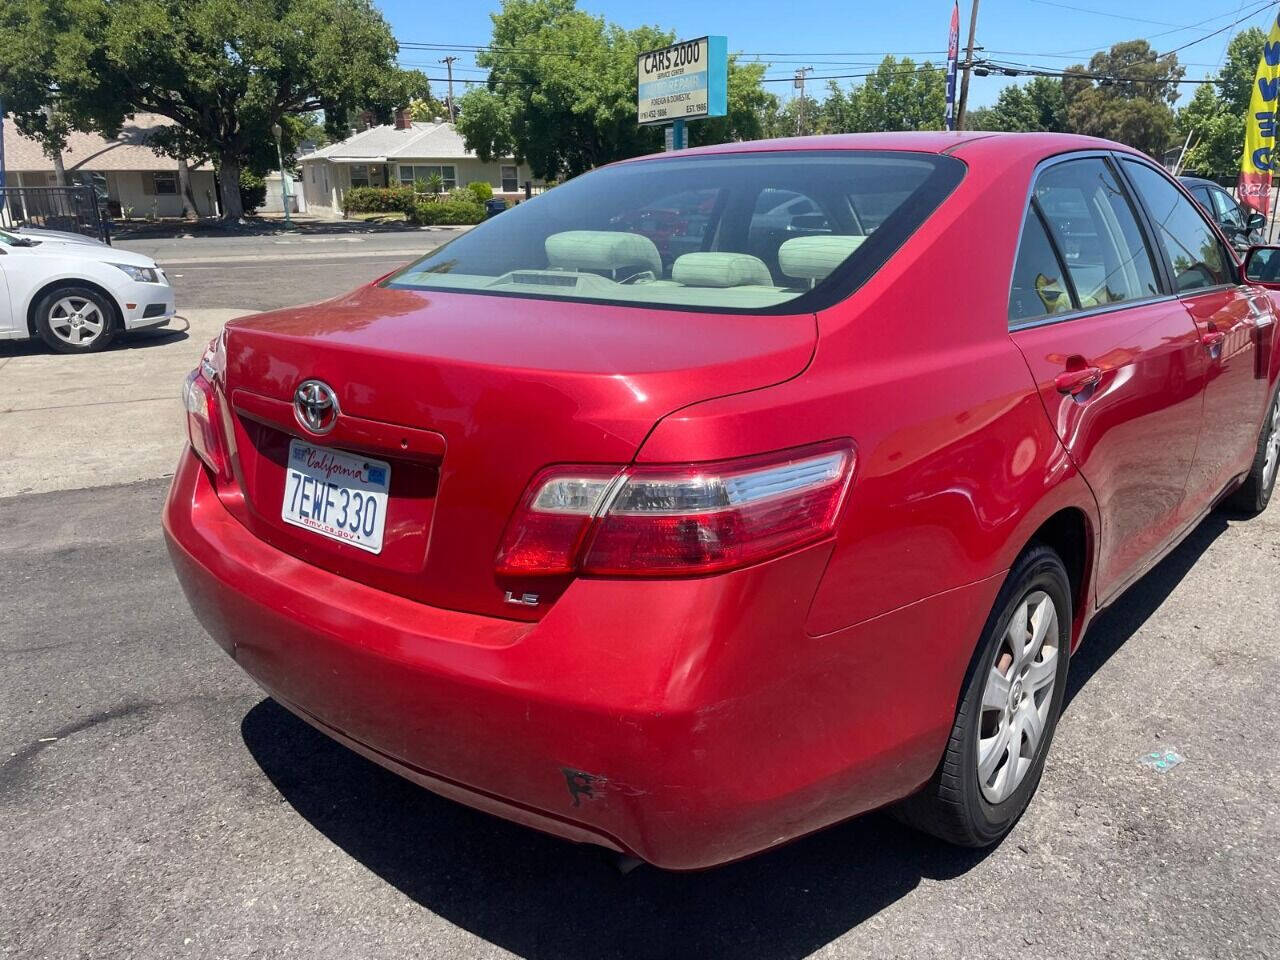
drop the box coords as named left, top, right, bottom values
left=238, top=508, right=1235, bottom=959
left=1063, top=509, right=1230, bottom=708
left=241, top=698, right=989, bottom=960
left=0, top=325, right=189, bottom=358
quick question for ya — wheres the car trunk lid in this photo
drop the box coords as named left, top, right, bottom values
left=218, top=284, right=816, bottom=619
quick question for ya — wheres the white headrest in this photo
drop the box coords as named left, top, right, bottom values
left=671, top=252, right=774, bottom=288
left=544, top=230, right=662, bottom=277
left=778, top=235, right=867, bottom=281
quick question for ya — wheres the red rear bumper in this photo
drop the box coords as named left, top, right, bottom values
left=164, top=448, right=1001, bottom=869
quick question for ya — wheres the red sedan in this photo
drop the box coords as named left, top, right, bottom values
left=165, top=133, right=1280, bottom=869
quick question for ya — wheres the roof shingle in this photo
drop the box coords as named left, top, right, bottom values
left=2, top=114, right=212, bottom=173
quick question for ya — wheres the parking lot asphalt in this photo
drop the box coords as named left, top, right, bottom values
left=2, top=249, right=1278, bottom=959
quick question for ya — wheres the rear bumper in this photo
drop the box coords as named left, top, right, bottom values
left=164, top=448, right=1001, bottom=869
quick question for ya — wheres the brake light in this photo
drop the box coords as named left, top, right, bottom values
left=182, top=337, right=231, bottom=480
left=495, top=442, right=854, bottom=578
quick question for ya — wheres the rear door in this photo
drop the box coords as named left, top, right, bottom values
left=0, top=256, right=13, bottom=337
left=1119, top=158, right=1270, bottom=517
left=1008, top=154, right=1208, bottom=602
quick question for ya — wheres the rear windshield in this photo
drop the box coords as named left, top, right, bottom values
left=384, top=150, right=964, bottom=314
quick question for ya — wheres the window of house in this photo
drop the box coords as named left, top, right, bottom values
left=1033, top=158, right=1160, bottom=309
left=350, top=164, right=370, bottom=188
left=1009, top=206, right=1073, bottom=326
left=399, top=164, right=457, bottom=190
left=501, top=165, right=519, bottom=192
left=153, top=172, right=178, bottom=195
left=1122, top=159, right=1233, bottom=292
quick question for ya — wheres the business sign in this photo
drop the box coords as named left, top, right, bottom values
left=1239, top=11, right=1280, bottom=214
left=944, top=2, right=960, bottom=131
left=637, top=36, right=728, bottom=126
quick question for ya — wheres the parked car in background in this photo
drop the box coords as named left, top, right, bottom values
left=166, top=133, right=1280, bottom=870
left=1179, top=175, right=1265, bottom=250
left=0, top=228, right=174, bottom=353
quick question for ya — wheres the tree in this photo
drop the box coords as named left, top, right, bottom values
left=687, top=60, right=779, bottom=147
left=1062, top=40, right=1183, bottom=157
left=456, top=0, right=669, bottom=179
left=969, top=77, right=1067, bottom=132
left=765, top=94, right=821, bottom=138
left=812, top=56, right=946, bottom=134
left=0, top=0, right=430, bottom=220
left=409, top=94, right=450, bottom=122
left=1177, top=28, right=1264, bottom=178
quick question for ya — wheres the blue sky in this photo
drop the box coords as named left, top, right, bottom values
left=380, top=0, right=1280, bottom=109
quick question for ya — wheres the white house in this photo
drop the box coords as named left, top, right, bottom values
left=297, top=112, right=532, bottom=215
left=1, top=114, right=218, bottom=219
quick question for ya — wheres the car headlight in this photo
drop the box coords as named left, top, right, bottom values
left=109, top=262, right=160, bottom=283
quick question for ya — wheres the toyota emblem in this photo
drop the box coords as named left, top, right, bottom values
left=294, top=379, right=339, bottom=434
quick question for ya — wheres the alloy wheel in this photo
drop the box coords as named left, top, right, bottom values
left=1264, top=392, right=1280, bottom=494
left=47, top=296, right=106, bottom=347
left=976, top=589, right=1060, bottom=804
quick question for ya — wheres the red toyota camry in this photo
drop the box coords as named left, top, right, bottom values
left=165, top=133, right=1280, bottom=870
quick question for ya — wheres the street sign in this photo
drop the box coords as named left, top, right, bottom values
left=637, top=36, right=728, bottom=126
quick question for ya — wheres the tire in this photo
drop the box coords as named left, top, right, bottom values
left=33, top=286, right=117, bottom=354
left=895, top=545, right=1071, bottom=847
left=1227, top=384, right=1280, bottom=516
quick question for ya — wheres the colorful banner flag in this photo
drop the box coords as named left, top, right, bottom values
left=944, top=2, right=961, bottom=131
left=1238, top=12, right=1280, bottom=215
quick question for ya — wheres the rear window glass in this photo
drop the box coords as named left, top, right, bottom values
left=384, top=151, right=963, bottom=314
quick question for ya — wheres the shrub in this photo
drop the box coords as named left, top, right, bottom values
left=238, top=169, right=267, bottom=214
left=412, top=198, right=486, bottom=225
left=466, top=180, right=494, bottom=203
left=342, top=186, right=414, bottom=216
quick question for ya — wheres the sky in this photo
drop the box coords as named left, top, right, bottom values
left=379, top=0, right=1280, bottom=110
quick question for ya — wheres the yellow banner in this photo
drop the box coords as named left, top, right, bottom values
left=1239, top=12, right=1280, bottom=214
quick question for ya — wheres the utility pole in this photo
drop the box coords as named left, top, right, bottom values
left=955, top=0, right=980, bottom=130
left=440, top=56, right=458, bottom=121
left=794, top=66, right=813, bottom=136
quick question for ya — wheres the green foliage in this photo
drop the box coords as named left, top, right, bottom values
left=1176, top=28, right=1265, bottom=178
left=688, top=59, right=780, bottom=146
left=421, top=172, right=445, bottom=196
left=342, top=186, right=416, bottom=215
left=411, top=198, right=486, bottom=225
left=0, top=0, right=428, bottom=219
left=238, top=169, right=267, bottom=215
left=457, top=0, right=671, bottom=178
left=1061, top=40, right=1183, bottom=157
left=466, top=181, right=495, bottom=203
left=967, top=77, right=1067, bottom=132
left=813, top=57, right=946, bottom=134
left=409, top=95, right=450, bottom=122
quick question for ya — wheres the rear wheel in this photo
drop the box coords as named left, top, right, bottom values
left=895, top=545, right=1071, bottom=846
left=34, top=286, right=117, bottom=354
left=1227, top=385, right=1280, bottom=516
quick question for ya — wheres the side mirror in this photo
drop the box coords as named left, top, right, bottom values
left=1243, top=244, right=1280, bottom=283
left=1247, top=211, right=1267, bottom=232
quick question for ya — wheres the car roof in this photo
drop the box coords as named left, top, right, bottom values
left=1177, top=175, right=1219, bottom=188
left=616, top=131, right=1144, bottom=164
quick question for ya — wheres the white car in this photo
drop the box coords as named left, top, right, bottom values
left=0, top=228, right=175, bottom=353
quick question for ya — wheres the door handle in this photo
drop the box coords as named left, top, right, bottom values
left=1054, top=366, right=1103, bottom=396
left=1201, top=329, right=1227, bottom=351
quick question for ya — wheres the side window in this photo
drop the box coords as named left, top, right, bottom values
left=1034, top=158, right=1161, bottom=309
left=1189, top=185, right=1214, bottom=213
left=1009, top=206, right=1073, bottom=326
left=1122, top=160, right=1233, bottom=292
left=1210, top=188, right=1246, bottom=230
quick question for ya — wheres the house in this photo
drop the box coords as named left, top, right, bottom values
left=297, top=112, right=532, bottom=215
left=1, top=113, right=218, bottom=218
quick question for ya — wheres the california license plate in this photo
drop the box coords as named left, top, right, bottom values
left=281, top=439, right=391, bottom=553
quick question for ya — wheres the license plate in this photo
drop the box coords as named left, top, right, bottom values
left=281, top=439, right=391, bottom=553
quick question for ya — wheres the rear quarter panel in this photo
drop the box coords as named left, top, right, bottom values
left=639, top=139, right=1101, bottom=638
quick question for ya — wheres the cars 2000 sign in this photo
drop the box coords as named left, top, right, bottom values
left=637, top=36, right=727, bottom=125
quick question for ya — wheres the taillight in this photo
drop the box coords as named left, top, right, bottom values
left=495, top=442, right=854, bottom=578
left=182, top=335, right=230, bottom=479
